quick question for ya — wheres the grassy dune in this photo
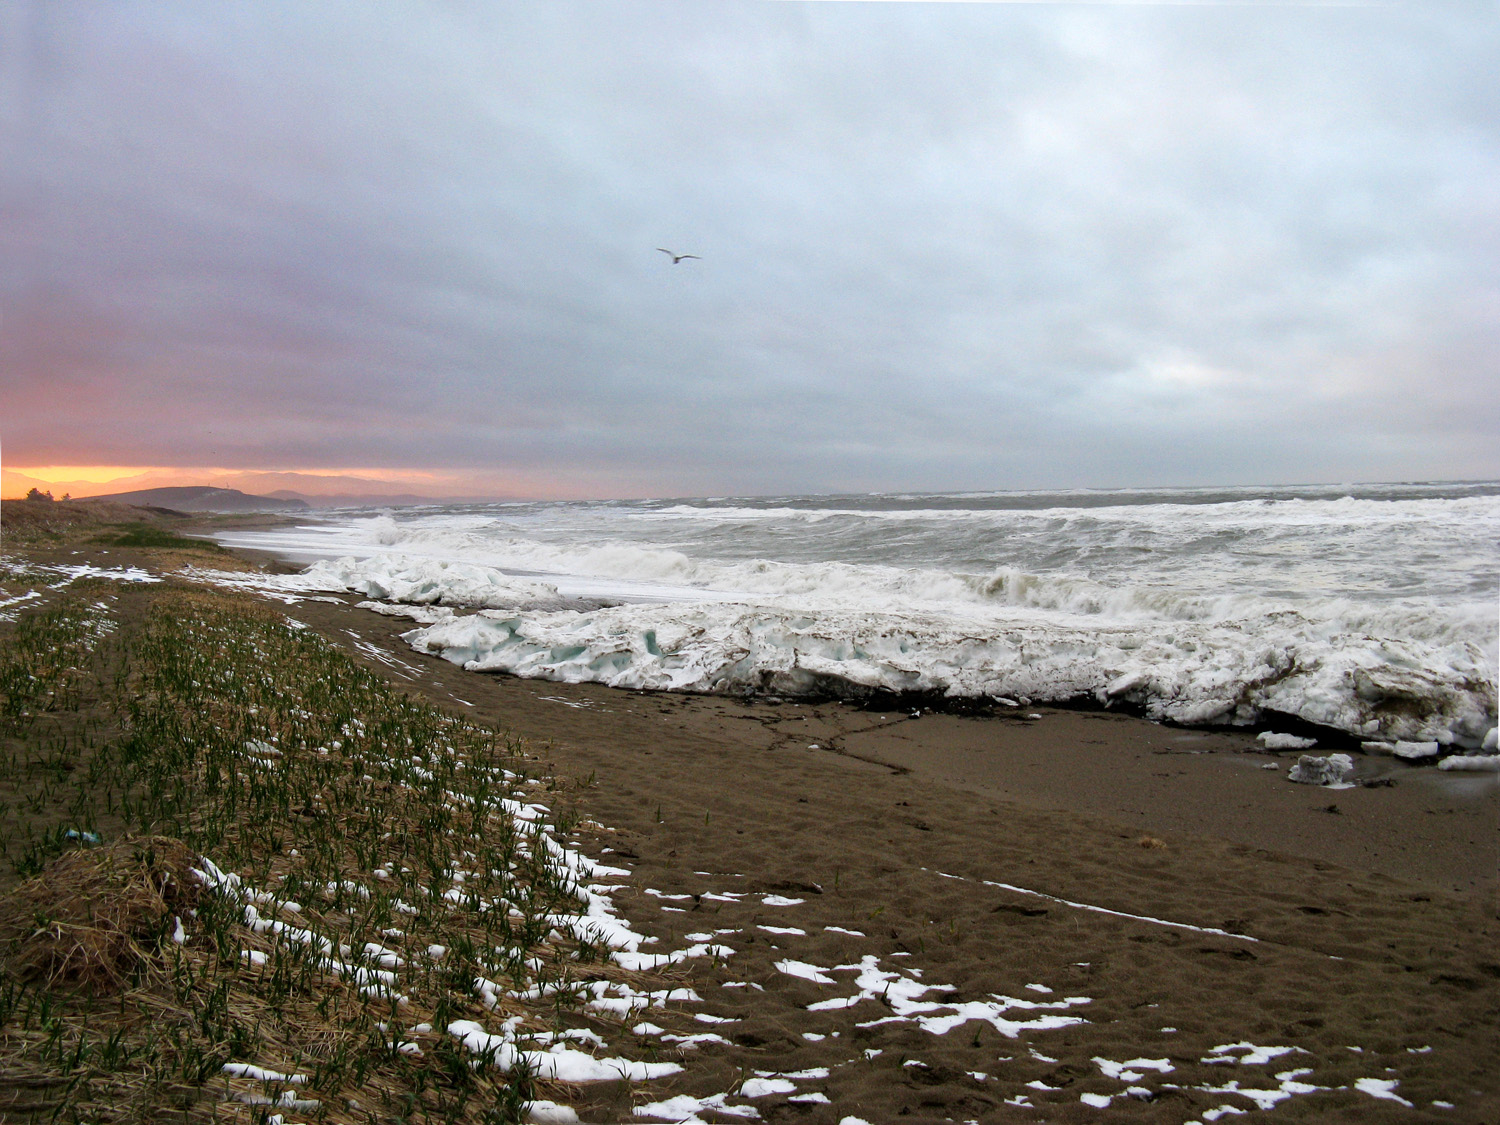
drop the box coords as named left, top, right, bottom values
left=0, top=573, right=674, bottom=1123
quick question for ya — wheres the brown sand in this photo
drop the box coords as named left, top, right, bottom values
left=272, top=592, right=1499, bottom=1123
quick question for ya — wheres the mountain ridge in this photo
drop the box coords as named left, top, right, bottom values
left=83, top=486, right=310, bottom=513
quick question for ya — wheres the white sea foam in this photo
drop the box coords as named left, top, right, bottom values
left=306, top=556, right=567, bottom=609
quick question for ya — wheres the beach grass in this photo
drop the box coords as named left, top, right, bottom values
left=95, top=525, right=233, bottom=553
left=0, top=578, right=665, bottom=1123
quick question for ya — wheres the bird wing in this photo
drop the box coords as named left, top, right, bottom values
left=657, top=248, right=675, bottom=256
left=679, top=254, right=701, bottom=260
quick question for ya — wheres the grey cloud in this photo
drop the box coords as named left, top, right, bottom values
left=2, top=0, right=1496, bottom=494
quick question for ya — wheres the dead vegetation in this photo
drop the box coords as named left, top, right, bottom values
left=0, top=499, right=256, bottom=577
left=0, top=838, right=198, bottom=994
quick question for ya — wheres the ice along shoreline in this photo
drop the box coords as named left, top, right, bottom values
left=192, top=545, right=1496, bottom=753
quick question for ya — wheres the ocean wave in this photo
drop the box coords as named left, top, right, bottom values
left=308, top=496, right=1499, bottom=604
left=276, top=539, right=1491, bottom=648
left=637, top=493, right=1500, bottom=527
left=300, top=557, right=567, bottom=609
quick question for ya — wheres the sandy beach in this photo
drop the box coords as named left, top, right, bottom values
left=3, top=516, right=1498, bottom=1122
left=273, top=590, right=1499, bottom=1122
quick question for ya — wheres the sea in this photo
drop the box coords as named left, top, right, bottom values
left=212, top=481, right=1500, bottom=747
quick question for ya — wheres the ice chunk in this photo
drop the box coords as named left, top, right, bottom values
left=525, top=1102, right=579, bottom=1124
left=1286, top=754, right=1353, bottom=786
left=1392, top=741, right=1440, bottom=761
left=1437, top=754, right=1500, bottom=772
left=1257, top=732, right=1317, bottom=750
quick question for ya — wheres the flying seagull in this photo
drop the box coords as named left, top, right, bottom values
left=657, top=248, right=700, bottom=264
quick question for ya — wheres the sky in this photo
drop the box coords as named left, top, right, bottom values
left=2, top=0, right=1497, bottom=500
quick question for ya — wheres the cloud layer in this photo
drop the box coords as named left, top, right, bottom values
left=4, top=1, right=1496, bottom=497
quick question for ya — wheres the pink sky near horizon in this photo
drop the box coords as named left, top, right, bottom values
left=0, top=464, right=605, bottom=502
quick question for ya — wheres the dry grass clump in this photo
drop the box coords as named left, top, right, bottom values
left=1136, top=834, right=1168, bottom=850
left=0, top=837, right=197, bottom=993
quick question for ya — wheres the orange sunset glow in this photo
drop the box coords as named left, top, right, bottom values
left=0, top=464, right=606, bottom=504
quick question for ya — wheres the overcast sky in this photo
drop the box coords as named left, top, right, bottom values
left=3, top=0, right=1496, bottom=498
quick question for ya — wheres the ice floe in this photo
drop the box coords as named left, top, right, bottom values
left=1437, top=753, right=1500, bottom=771
left=189, top=529, right=1496, bottom=745
left=402, top=599, right=1493, bottom=744
left=1285, top=753, right=1354, bottom=787
left=1256, top=732, right=1317, bottom=750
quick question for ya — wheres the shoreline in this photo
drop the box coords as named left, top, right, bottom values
left=271, top=586, right=1500, bottom=1119
left=280, top=591, right=1500, bottom=896
left=179, top=515, right=1499, bottom=895
left=187, top=508, right=1499, bottom=752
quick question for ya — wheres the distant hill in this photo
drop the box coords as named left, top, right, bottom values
left=265, top=490, right=439, bottom=509
left=88, top=486, right=310, bottom=513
